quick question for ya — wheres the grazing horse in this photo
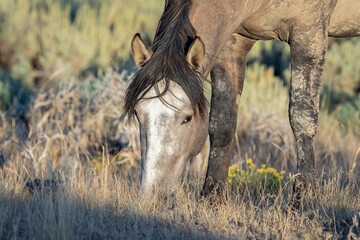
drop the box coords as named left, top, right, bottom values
left=124, top=0, right=360, bottom=195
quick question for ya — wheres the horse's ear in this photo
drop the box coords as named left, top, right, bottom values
left=131, top=33, right=153, bottom=67
left=187, top=37, right=205, bottom=69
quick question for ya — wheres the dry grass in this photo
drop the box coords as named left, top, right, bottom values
left=0, top=69, right=360, bottom=239
left=1, top=156, right=359, bottom=239
left=1, top=0, right=360, bottom=238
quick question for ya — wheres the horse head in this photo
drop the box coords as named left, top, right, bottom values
left=126, top=34, right=209, bottom=194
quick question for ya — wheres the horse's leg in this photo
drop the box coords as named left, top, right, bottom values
left=202, top=35, right=255, bottom=197
left=289, top=27, right=328, bottom=195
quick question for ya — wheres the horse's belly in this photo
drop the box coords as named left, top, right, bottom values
left=328, top=0, right=360, bottom=37
left=234, top=2, right=295, bottom=42
left=236, top=17, right=291, bottom=42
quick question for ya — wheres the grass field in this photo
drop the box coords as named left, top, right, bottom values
left=1, top=157, right=359, bottom=239
left=1, top=0, right=360, bottom=239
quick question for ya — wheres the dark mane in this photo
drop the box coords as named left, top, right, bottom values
left=123, top=0, right=207, bottom=119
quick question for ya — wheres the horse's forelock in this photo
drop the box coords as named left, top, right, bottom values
left=123, top=0, right=208, bottom=120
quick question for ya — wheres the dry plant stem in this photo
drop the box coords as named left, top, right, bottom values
left=290, top=173, right=320, bottom=210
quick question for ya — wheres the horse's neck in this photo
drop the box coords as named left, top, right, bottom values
left=188, top=0, right=263, bottom=75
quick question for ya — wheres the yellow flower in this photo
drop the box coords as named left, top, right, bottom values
left=247, top=159, right=255, bottom=172
left=228, top=164, right=241, bottom=182
left=229, top=165, right=240, bottom=172
left=261, top=164, right=266, bottom=169
left=273, top=172, right=280, bottom=181
left=280, top=170, right=286, bottom=175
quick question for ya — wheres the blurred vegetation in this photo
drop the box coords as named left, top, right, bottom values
left=0, top=0, right=162, bottom=109
left=0, top=2, right=359, bottom=237
left=246, top=38, right=360, bottom=134
left=0, top=0, right=359, bottom=128
left=228, top=159, right=285, bottom=196
left=322, top=38, right=360, bottom=132
left=0, top=0, right=359, bottom=115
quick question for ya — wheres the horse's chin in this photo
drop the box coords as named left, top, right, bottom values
left=140, top=181, right=177, bottom=196
left=140, top=171, right=178, bottom=195
left=140, top=153, right=190, bottom=195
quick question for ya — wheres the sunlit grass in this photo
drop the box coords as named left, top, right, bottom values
left=0, top=0, right=360, bottom=238
left=0, top=69, right=359, bottom=238
left=0, top=154, right=359, bottom=239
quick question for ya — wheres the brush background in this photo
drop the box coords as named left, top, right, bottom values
left=0, top=0, right=359, bottom=239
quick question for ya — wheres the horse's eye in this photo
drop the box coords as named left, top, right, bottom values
left=183, top=115, right=192, bottom=124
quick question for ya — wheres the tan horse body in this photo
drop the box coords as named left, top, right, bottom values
left=126, top=0, right=360, bottom=195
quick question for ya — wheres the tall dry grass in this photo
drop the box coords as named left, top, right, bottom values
left=1, top=1, right=360, bottom=238
left=0, top=68, right=359, bottom=238
left=1, top=151, right=359, bottom=239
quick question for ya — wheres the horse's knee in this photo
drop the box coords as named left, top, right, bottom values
left=209, top=85, right=238, bottom=147
left=289, top=99, right=318, bottom=139
left=209, top=117, right=237, bottom=147
left=289, top=114, right=318, bottom=140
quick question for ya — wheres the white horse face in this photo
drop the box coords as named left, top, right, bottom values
left=130, top=33, right=208, bottom=194
left=135, top=81, right=209, bottom=194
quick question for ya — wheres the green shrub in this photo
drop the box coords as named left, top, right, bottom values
left=322, top=38, right=360, bottom=104
left=0, top=0, right=162, bottom=75
left=0, top=0, right=162, bottom=109
left=0, top=70, right=32, bottom=109
left=240, top=62, right=289, bottom=117
left=334, top=95, right=360, bottom=134
left=248, top=40, right=290, bottom=83
left=1, top=0, right=360, bottom=134
left=228, top=159, right=285, bottom=195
